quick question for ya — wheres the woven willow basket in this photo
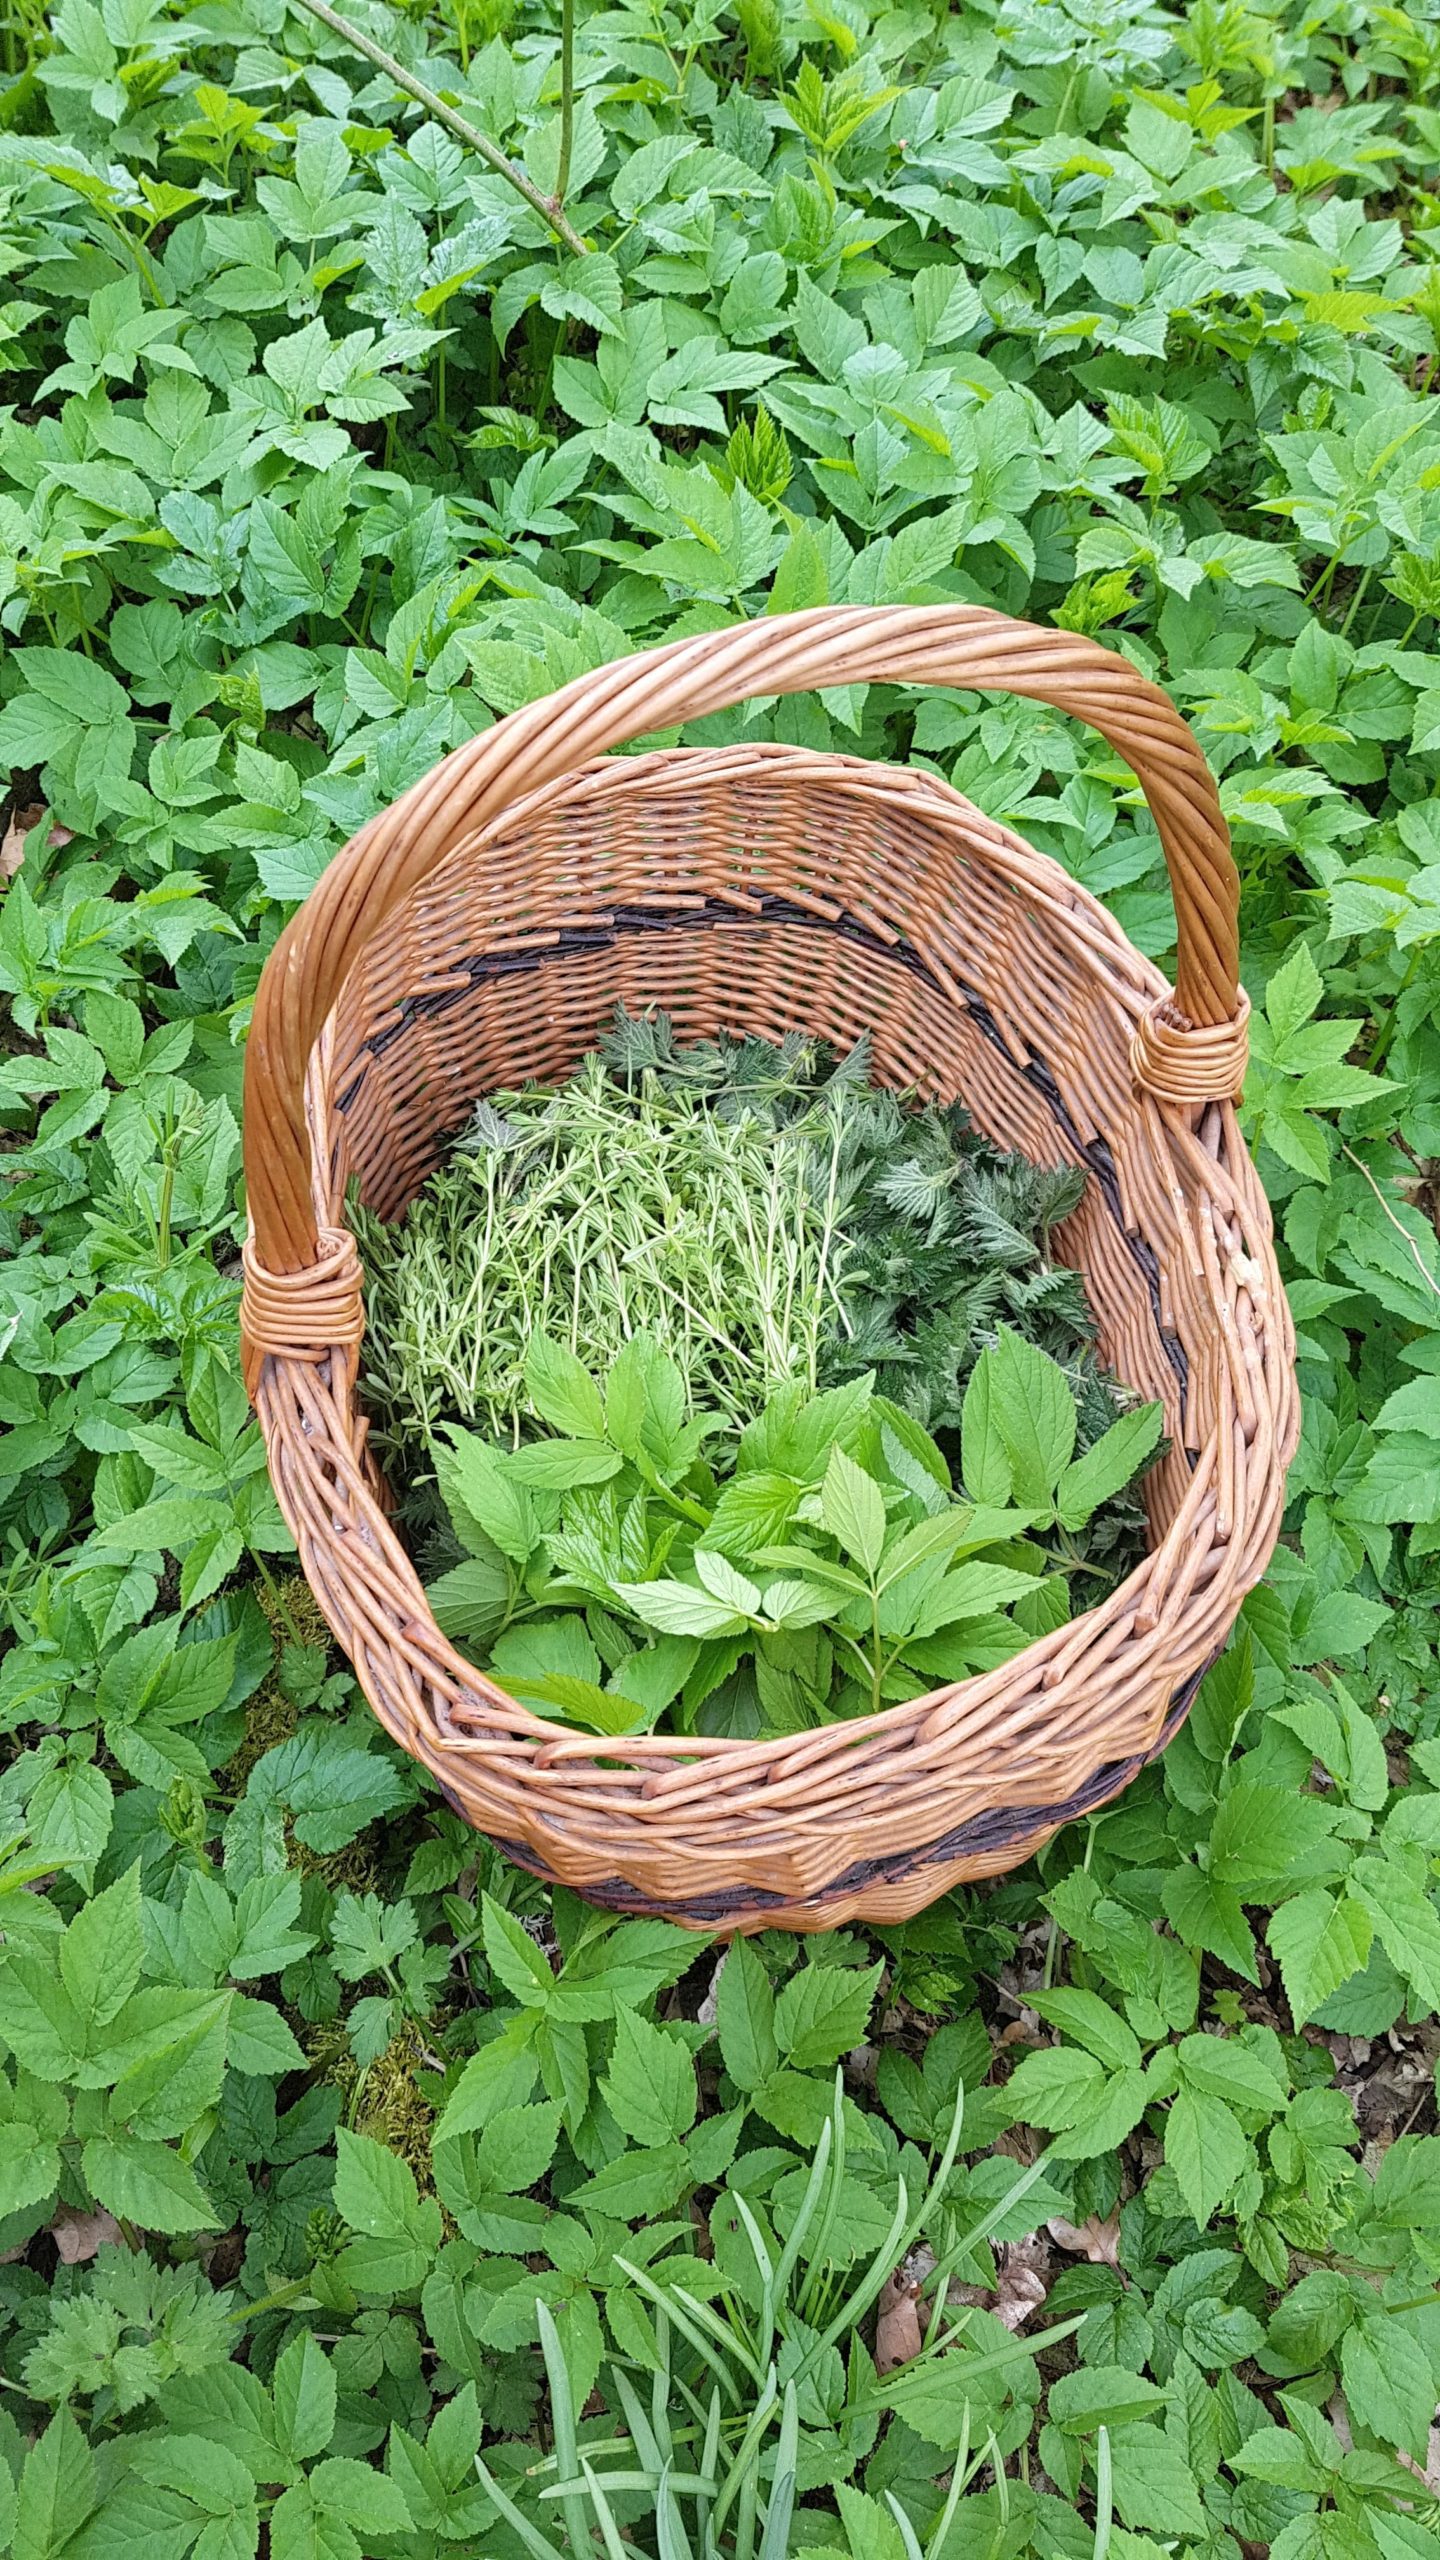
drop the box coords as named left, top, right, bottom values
left=240, top=604, right=1297, bottom=1934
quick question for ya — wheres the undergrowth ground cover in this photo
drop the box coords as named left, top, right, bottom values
left=1, top=0, right=1440, bottom=2546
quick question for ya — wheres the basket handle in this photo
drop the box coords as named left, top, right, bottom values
left=242, top=603, right=1243, bottom=1300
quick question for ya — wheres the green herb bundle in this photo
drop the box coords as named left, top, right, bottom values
left=355, top=1044, right=848, bottom=1451
left=357, top=1012, right=1133, bottom=1487
left=427, top=1326, right=1164, bottom=1740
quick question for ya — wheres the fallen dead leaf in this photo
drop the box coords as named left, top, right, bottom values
left=0, top=805, right=68, bottom=881
left=994, top=2234, right=1050, bottom=2331
left=52, top=2208, right=123, bottom=2263
left=875, top=2268, right=924, bottom=2373
left=1396, top=2423, right=1440, bottom=2495
left=696, top=1950, right=727, bottom=2027
left=1, top=808, right=34, bottom=881
left=1048, top=2212, right=1121, bottom=2266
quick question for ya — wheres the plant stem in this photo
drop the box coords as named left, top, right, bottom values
left=555, top=0, right=575, bottom=209
left=285, top=0, right=589, bottom=256
left=228, top=2274, right=316, bottom=2324
left=1366, top=951, right=1419, bottom=1069
left=1339, top=564, right=1372, bottom=637
left=155, top=1143, right=177, bottom=1269
left=1303, top=552, right=1342, bottom=614
left=1340, top=1144, right=1440, bottom=1303
left=250, top=1546, right=309, bottom=1647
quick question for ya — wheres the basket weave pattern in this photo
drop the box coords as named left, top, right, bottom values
left=240, top=607, right=1297, bottom=1933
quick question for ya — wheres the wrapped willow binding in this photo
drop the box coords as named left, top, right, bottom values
left=239, top=605, right=1298, bottom=1935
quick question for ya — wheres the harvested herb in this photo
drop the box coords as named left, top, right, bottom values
left=600, top=1012, right=1120, bottom=1447
left=354, top=1048, right=848, bottom=1451
left=358, top=1012, right=1134, bottom=1494
left=427, top=1328, right=1164, bottom=1740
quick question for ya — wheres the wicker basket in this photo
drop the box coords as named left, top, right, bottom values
left=240, top=605, right=1297, bottom=1934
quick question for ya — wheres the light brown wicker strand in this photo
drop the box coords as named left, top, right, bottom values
left=243, top=606, right=1243, bottom=1281
left=239, top=606, right=1295, bottom=1933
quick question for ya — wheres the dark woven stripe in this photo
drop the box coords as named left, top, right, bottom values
left=336, top=897, right=1190, bottom=1403
left=452, top=1655, right=1217, bottom=1927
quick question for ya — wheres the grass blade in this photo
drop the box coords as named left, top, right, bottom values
left=579, top=2458, right=631, bottom=2560
left=535, top=2298, right=588, bottom=2557
left=1094, top=2426, right=1113, bottom=2560
left=923, top=2405, right=972, bottom=2560
left=707, top=2365, right=779, bottom=2542
left=757, top=2381, right=799, bottom=2560
left=657, top=2456, right=696, bottom=2560
left=885, top=2491, right=928, bottom=2560
left=613, top=2365, right=665, bottom=2474
left=615, top=2255, right=755, bottom=2395
left=474, top=2457, right=568, bottom=2560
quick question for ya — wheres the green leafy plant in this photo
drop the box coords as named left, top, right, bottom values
left=425, top=1326, right=1162, bottom=1734
left=1, top=0, right=1440, bottom=2542
left=358, top=1015, right=1131, bottom=1469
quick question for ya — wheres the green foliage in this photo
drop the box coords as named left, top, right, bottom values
left=358, top=1015, right=1123, bottom=1467
left=0, top=0, right=1439, bottom=2544
left=424, top=1325, right=1160, bottom=1733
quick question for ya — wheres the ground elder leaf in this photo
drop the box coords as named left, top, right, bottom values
left=1268, top=1889, right=1373, bottom=2025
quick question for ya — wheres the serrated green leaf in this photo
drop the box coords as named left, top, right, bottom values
left=1268, top=1888, right=1373, bottom=2025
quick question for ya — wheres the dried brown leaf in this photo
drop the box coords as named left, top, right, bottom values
left=1, top=805, right=69, bottom=882
left=994, top=2234, right=1050, bottom=2330
left=52, top=2208, right=123, bottom=2264
left=875, top=2269, right=923, bottom=2374
left=697, top=1950, right=727, bottom=2027
left=1047, top=2212, right=1121, bottom=2265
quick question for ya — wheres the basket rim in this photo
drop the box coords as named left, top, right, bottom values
left=344, top=738, right=1172, bottom=1029
left=266, top=736, right=1294, bottom=1778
